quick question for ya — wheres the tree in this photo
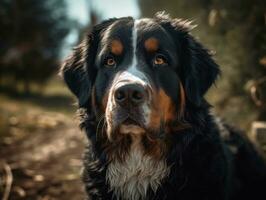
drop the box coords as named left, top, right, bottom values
left=0, top=0, right=72, bottom=93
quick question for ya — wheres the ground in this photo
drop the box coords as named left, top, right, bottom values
left=0, top=78, right=86, bottom=200
left=0, top=78, right=265, bottom=200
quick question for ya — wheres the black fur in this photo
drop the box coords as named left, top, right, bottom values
left=61, top=13, right=266, bottom=200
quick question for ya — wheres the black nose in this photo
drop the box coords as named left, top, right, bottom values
left=114, top=84, right=146, bottom=107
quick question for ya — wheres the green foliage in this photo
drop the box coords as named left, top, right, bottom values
left=139, top=0, right=266, bottom=127
left=0, top=0, right=72, bottom=93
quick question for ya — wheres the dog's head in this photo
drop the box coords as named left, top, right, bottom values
left=61, top=12, right=220, bottom=160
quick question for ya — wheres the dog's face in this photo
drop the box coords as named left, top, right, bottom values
left=96, top=18, right=184, bottom=139
left=61, top=13, right=220, bottom=160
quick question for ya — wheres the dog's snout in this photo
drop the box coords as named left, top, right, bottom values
left=114, top=84, right=146, bottom=107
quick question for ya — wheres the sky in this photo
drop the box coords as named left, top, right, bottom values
left=63, top=0, right=140, bottom=57
left=93, top=0, right=140, bottom=20
left=67, top=0, right=140, bottom=24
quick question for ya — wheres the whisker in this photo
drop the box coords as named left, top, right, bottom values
left=96, top=114, right=105, bottom=141
left=101, top=119, right=108, bottom=140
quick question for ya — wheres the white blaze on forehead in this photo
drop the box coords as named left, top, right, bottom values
left=130, top=19, right=138, bottom=69
left=126, top=19, right=148, bottom=82
left=113, top=19, right=150, bottom=87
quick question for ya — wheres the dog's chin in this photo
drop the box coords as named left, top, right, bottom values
left=119, top=124, right=145, bottom=135
left=108, top=117, right=147, bottom=138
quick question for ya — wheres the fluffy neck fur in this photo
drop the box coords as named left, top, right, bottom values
left=106, top=135, right=170, bottom=200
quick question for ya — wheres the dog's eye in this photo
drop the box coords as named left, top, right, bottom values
left=104, top=56, right=116, bottom=67
left=153, top=54, right=167, bottom=66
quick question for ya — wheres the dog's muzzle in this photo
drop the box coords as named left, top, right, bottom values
left=105, top=82, right=150, bottom=137
left=105, top=71, right=152, bottom=138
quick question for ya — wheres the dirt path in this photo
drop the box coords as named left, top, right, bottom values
left=0, top=95, right=87, bottom=200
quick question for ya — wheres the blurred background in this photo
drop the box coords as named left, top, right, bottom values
left=0, top=0, right=265, bottom=199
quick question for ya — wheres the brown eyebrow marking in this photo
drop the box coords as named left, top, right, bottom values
left=144, top=37, right=159, bottom=52
left=110, top=39, right=123, bottom=55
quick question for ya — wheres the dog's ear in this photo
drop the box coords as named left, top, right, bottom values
left=180, top=33, right=220, bottom=106
left=60, top=19, right=117, bottom=107
left=155, top=13, right=220, bottom=106
left=61, top=38, right=92, bottom=107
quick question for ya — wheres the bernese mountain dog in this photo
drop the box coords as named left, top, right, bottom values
left=61, top=12, right=266, bottom=200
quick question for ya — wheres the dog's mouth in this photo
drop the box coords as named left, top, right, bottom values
left=122, top=118, right=140, bottom=125
left=106, top=107, right=148, bottom=138
left=119, top=118, right=146, bottom=135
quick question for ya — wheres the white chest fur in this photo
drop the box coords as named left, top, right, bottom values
left=106, top=138, right=170, bottom=200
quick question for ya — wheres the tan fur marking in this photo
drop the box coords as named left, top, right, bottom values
left=179, top=81, right=186, bottom=118
left=110, top=39, right=123, bottom=55
left=158, top=89, right=176, bottom=122
left=149, top=109, right=161, bottom=130
left=144, top=37, right=159, bottom=52
left=149, top=89, right=175, bottom=131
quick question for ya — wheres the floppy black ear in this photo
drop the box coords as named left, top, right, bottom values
left=61, top=38, right=93, bottom=107
left=180, top=33, right=220, bottom=106
left=155, top=13, right=220, bottom=106
left=60, top=18, right=117, bottom=108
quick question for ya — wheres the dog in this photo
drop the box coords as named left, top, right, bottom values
left=61, top=12, right=266, bottom=200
